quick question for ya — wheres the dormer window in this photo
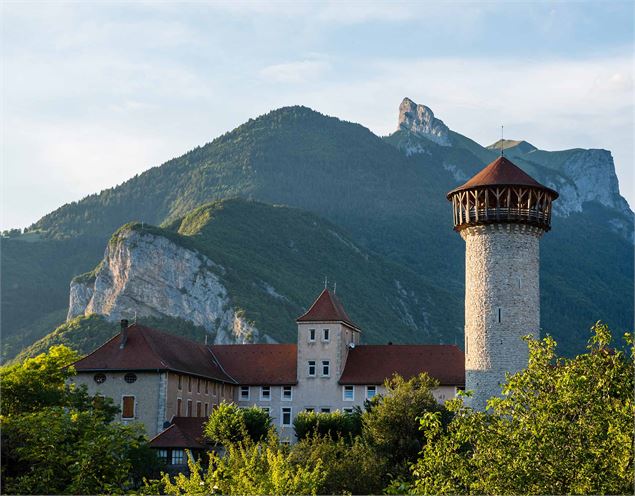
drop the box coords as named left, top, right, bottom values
left=322, top=328, right=330, bottom=342
left=309, top=328, right=316, bottom=342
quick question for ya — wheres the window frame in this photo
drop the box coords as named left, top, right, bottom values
left=308, top=328, right=316, bottom=342
left=282, top=385, right=293, bottom=401
left=240, top=386, right=250, bottom=401
left=177, top=397, right=182, bottom=416
left=177, top=374, right=182, bottom=390
left=260, top=386, right=271, bottom=401
left=187, top=399, right=193, bottom=417
left=204, top=403, right=209, bottom=417
left=121, top=395, right=135, bottom=419
left=321, top=360, right=330, bottom=377
left=281, top=407, right=292, bottom=427
left=366, top=385, right=377, bottom=399
left=196, top=401, right=202, bottom=417
left=171, top=449, right=185, bottom=465
left=343, top=385, right=355, bottom=401
left=307, top=360, right=316, bottom=377
left=322, top=328, right=330, bottom=342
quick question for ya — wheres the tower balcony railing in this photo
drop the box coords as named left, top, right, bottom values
left=452, top=206, right=552, bottom=231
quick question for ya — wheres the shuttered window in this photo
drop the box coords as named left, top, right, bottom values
left=122, top=396, right=135, bottom=418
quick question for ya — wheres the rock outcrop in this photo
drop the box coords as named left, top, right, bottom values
left=67, top=228, right=266, bottom=344
left=398, top=97, right=451, bottom=146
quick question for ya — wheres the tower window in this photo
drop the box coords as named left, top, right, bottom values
left=498, top=308, right=502, bottom=323
left=308, top=328, right=316, bottom=342
left=322, top=328, right=330, bottom=341
left=517, top=276, right=522, bottom=289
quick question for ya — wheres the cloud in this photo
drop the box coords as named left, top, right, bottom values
left=259, top=59, right=331, bottom=84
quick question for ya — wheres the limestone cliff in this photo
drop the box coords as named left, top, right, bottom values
left=67, top=228, right=267, bottom=344
left=398, top=97, right=451, bottom=147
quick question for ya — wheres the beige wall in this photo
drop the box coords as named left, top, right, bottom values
left=73, top=371, right=163, bottom=437
left=165, top=372, right=234, bottom=420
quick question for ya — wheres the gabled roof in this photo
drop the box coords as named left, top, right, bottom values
left=73, top=324, right=234, bottom=383
left=209, top=344, right=297, bottom=385
left=149, top=417, right=207, bottom=449
left=296, top=289, right=360, bottom=330
left=447, top=156, right=558, bottom=198
left=339, top=344, right=465, bottom=386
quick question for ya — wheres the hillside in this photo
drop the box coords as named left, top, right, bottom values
left=2, top=100, right=633, bottom=360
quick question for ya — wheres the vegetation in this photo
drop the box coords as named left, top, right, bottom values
left=204, top=402, right=273, bottom=445
left=409, top=322, right=634, bottom=495
left=293, top=409, right=362, bottom=440
left=0, top=346, right=159, bottom=494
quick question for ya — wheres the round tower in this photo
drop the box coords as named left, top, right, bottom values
left=446, top=156, right=558, bottom=410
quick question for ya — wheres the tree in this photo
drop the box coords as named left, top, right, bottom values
left=204, top=402, right=272, bottom=446
left=159, top=434, right=325, bottom=496
left=0, top=345, right=159, bottom=494
left=293, top=409, right=362, bottom=440
left=362, top=372, right=448, bottom=481
left=411, top=323, right=634, bottom=495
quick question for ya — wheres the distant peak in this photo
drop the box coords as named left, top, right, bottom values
left=487, top=139, right=537, bottom=154
left=398, top=98, right=451, bottom=146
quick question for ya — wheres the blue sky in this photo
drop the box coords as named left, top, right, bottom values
left=2, top=1, right=633, bottom=229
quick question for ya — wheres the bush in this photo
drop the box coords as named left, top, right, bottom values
left=204, top=402, right=272, bottom=446
left=293, top=410, right=362, bottom=441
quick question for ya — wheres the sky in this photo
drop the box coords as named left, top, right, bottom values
left=1, top=0, right=633, bottom=230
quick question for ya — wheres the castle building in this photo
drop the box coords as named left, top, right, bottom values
left=446, top=156, right=558, bottom=410
left=71, top=288, right=464, bottom=464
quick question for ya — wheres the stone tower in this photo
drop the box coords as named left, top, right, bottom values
left=446, top=156, right=558, bottom=410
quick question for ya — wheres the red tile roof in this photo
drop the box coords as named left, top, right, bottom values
left=149, top=417, right=207, bottom=449
left=209, top=344, right=297, bottom=385
left=296, top=289, right=360, bottom=330
left=73, top=324, right=234, bottom=383
left=339, top=344, right=465, bottom=386
left=447, top=156, right=558, bottom=199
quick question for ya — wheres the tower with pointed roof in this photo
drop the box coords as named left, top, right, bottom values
left=447, top=156, right=558, bottom=410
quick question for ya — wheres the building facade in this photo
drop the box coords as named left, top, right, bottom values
left=72, top=289, right=464, bottom=448
left=447, top=155, right=558, bottom=410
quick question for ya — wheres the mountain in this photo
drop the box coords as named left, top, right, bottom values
left=19, top=199, right=459, bottom=360
left=2, top=99, right=632, bottom=360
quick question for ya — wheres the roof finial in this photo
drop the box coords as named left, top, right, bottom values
left=333, top=281, right=337, bottom=294
left=324, top=276, right=328, bottom=289
left=500, top=125, right=504, bottom=157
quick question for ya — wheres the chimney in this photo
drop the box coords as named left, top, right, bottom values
left=120, top=319, right=129, bottom=349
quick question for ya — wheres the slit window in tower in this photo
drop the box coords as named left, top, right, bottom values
left=498, top=308, right=502, bottom=323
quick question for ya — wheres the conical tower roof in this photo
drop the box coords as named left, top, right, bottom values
left=446, top=156, right=558, bottom=199
left=296, top=288, right=360, bottom=331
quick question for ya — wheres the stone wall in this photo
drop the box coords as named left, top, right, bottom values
left=461, top=223, right=543, bottom=410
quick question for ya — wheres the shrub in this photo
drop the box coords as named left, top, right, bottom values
left=293, top=409, right=362, bottom=440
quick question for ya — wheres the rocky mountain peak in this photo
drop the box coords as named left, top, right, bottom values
left=398, top=97, right=451, bottom=146
left=487, top=139, right=537, bottom=154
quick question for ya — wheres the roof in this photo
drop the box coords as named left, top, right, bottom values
left=209, top=344, right=298, bottom=385
left=73, top=324, right=234, bottom=383
left=339, top=344, right=465, bottom=386
left=446, top=156, right=558, bottom=199
left=149, top=417, right=207, bottom=449
left=296, top=289, right=360, bottom=330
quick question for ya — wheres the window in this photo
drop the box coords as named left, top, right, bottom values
left=204, top=403, right=209, bottom=417
left=366, top=386, right=377, bottom=399
left=93, top=373, right=106, bottom=384
left=196, top=401, right=202, bottom=417
left=282, top=386, right=292, bottom=401
left=178, top=375, right=182, bottom=390
left=260, top=386, right=271, bottom=401
left=197, top=378, right=201, bottom=393
left=343, top=407, right=354, bottom=414
left=322, top=328, right=330, bottom=341
left=212, top=382, right=217, bottom=396
left=308, top=360, right=316, bottom=377
left=343, top=385, right=354, bottom=401
left=321, top=360, right=330, bottom=377
left=497, top=308, right=502, bottom=323
left=517, top=276, right=522, bottom=289
left=305, top=407, right=315, bottom=412
left=171, top=449, right=185, bottom=465
left=157, top=449, right=168, bottom=464
left=205, top=380, right=209, bottom=394
left=187, top=400, right=192, bottom=417
left=309, top=328, right=316, bottom=342
left=177, top=398, right=182, bottom=416
left=240, top=386, right=250, bottom=400
left=281, top=407, right=292, bottom=426
left=124, top=373, right=137, bottom=383
left=261, top=406, right=271, bottom=415
left=188, top=376, right=192, bottom=392
left=122, top=396, right=135, bottom=419
left=320, top=407, right=331, bottom=413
